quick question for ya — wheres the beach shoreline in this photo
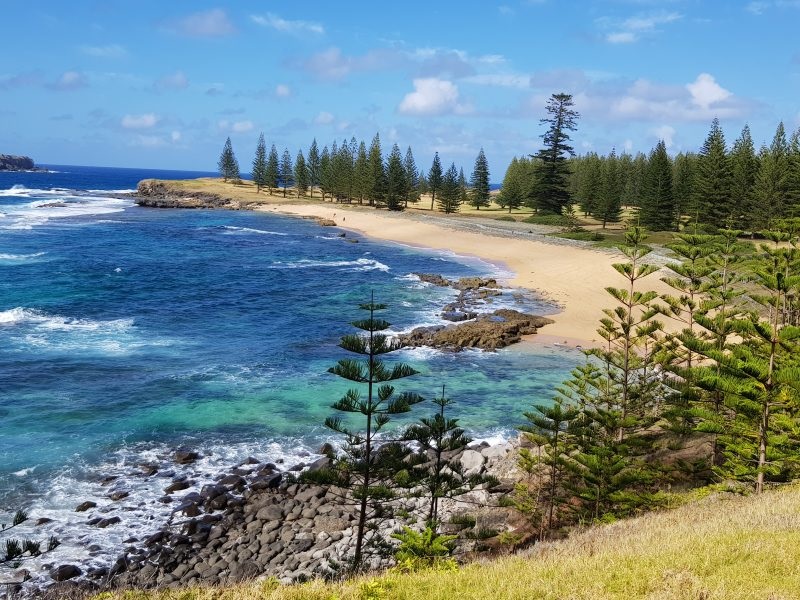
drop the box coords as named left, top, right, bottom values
left=259, top=202, right=631, bottom=347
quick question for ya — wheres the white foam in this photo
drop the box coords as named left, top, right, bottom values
left=222, top=225, right=288, bottom=236
left=271, top=257, right=390, bottom=272
left=0, top=251, right=46, bottom=262
left=0, top=190, right=134, bottom=230
left=0, top=307, right=132, bottom=331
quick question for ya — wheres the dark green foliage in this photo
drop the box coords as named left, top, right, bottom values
left=403, top=147, right=420, bottom=207
left=307, top=139, right=321, bottom=197
left=575, top=152, right=602, bottom=217
left=218, top=137, right=240, bottom=182
left=730, top=125, right=758, bottom=228
left=693, top=118, right=731, bottom=227
left=497, top=157, right=529, bottom=213
left=458, top=168, right=469, bottom=208
left=280, top=149, right=294, bottom=197
left=752, top=123, right=790, bottom=230
left=469, top=148, right=491, bottom=210
left=354, top=141, right=370, bottom=204
left=428, top=153, right=443, bottom=210
left=640, top=140, right=675, bottom=231
left=252, top=133, right=268, bottom=192
left=672, top=153, right=695, bottom=227
left=294, top=150, right=308, bottom=196
left=437, top=163, right=461, bottom=214
left=403, top=386, right=481, bottom=529
left=599, top=149, right=623, bottom=227
left=386, top=144, right=406, bottom=211
left=530, top=93, right=579, bottom=214
left=367, top=133, right=386, bottom=207
left=324, top=297, right=424, bottom=570
left=319, top=146, right=331, bottom=200
left=266, top=144, right=280, bottom=193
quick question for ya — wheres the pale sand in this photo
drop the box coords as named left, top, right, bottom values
left=257, top=203, right=675, bottom=347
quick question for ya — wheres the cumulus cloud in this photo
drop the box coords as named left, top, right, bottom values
left=524, top=70, right=752, bottom=123
left=652, top=125, right=676, bottom=148
left=686, top=73, right=732, bottom=109
left=171, top=9, right=235, bottom=37
left=314, top=112, right=335, bottom=125
left=275, top=84, right=291, bottom=98
left=250, top=13, right=324, bottom=35
left=47, top=71, right=88, bottom=91
left=154, top=71, right=189, bottom=91
left=81, top=44, right=127, bottom=58
left=398, top=78, right=470, bottom=116
left=121, top=113, right=159, bottom=129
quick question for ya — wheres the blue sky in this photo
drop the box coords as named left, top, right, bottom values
left=1, top=1, right=798, bottom=176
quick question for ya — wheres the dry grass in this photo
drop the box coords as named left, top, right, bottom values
left=98, top=484, right=800, bottom=600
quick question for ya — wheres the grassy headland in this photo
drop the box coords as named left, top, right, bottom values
left=99, top=484, right=800, bottom=600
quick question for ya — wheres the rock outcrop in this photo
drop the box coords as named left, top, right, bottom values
left=135, top=180, right=246, bottom=209
left=0, top=154, right=35, bottom=171
left=399, top=308, right=553, bottom=351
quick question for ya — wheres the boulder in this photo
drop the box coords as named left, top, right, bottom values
left=75, top=501, right=97, bottom=512
left=174, top=449, right=201, bottom=464
left=459, top=450, right=486, bottom=477
left=107, top=490, right=130, bottom=501
left=399, top=309, right=554, bottom=351
left=49, top=564, right=82, bottom=582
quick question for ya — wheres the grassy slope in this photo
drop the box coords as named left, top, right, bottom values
left=101, top=485, right=800, bottom=600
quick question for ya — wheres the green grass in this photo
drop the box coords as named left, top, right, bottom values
left=494, top=215, right=517, bottom=222
left=97, top=485, right=800, bottom=600
left=552, top=230, right=606, bottom=242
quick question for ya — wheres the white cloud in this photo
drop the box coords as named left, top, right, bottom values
left=218, top=119, right=254, bottom=133
left=232, top=120, right=254, bottom=133
left=171, top=131, right=182, bottom=142
left=80, top=44, right=127, bottom=58
left=398, top=78, right=470, bottom=116
left=172, top=9, right=235, bottom=37
left=275, top=84, right=291, bottom=97
left=686, top=73, right=732, bottom=109
left=606, top=32, right=637, bottom=44
left=121, top=113, right=159, bottom=129
left=652, top=125, right=676, bottom=148
left=462, top=73, right=529, bottom=88
left=599, top=11, right=682, bottom=44
left=314, top=111, right=335, bottom=125
left=250, top=13, right=324, bottom=35
left=48, top=71, right=88, bottom=91
left=154, top=71, right=189, bottom=91
left=747, top=1, right=769, bottom=14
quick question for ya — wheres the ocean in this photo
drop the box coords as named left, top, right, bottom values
left=0, top=165, right=579, bottom=578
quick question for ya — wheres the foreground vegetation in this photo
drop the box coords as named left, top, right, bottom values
left=96, top=483, right=800, bottom=599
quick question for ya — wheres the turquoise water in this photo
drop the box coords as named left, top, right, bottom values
left=0, top=165, right=579, bottom=571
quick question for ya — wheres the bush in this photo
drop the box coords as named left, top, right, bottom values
left=523, top=214, right=573, bottom=226
left=495, top=215, right=517, bottom=222
left=391, top=526, right=457, bottom=572
left=553, top=230, right=605, bottom=242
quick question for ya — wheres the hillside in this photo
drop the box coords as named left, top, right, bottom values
left=100, top=484, right=800, bottom=600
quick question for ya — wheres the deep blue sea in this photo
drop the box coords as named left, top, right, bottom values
left=0, top=165, right=578, bottom=574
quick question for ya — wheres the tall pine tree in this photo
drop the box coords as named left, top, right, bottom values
left=251, top=133, right=267, bottom=192
left=693, top=118, right=731, bottom=227
left=531, top=93, right=579, bottom=214
left=469, top=148, right=491, bottom=210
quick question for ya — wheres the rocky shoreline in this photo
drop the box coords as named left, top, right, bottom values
left=9, top=438, right=523, bottom=599
left=0, top=154, right=43, bottom=172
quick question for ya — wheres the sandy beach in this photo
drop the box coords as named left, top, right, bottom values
left=258, top=202, right=670, bottom=346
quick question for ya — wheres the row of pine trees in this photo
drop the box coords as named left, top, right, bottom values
left=565, top=119, right=800, bottom=232
left=219, top=134, right=492, bottom=214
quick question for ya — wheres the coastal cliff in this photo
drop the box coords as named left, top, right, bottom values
left=0, top=154, right=36, bottom=171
